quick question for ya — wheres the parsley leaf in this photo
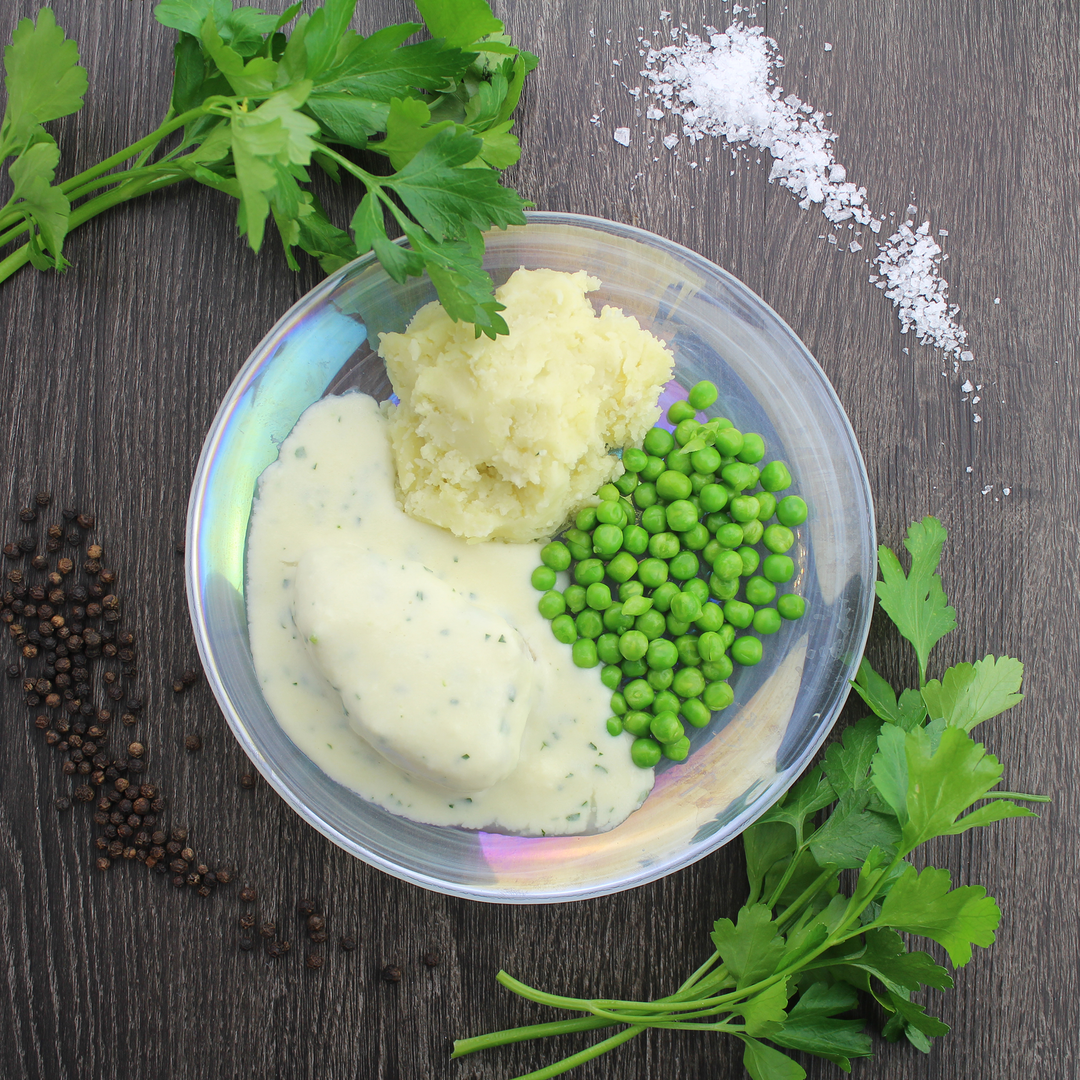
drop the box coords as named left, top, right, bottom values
left=739, top=1036, right=806, bottom=1080
left=851, top=657, right=926, bottom=729
left=711, top=905, right=787, bottom=988
left=921, top=655, right=1024, bottom=731
left=7, top=138, right=69, bottom=268
left=413, top=0, right=504, bottom=48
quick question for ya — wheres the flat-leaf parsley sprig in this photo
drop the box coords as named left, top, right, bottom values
left=0, top=0, right=537, bottom=337
left=455, top=516, right=1047, bottom=1080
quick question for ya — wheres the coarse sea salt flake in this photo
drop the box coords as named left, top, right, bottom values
left=613, top=127, right=631, bottom=146
left=848, top=240, right=862, bottom=252
left=962, top=380, right=973, bottom=392
left=662, top=133, right=679, bottom=149
left=823, top=42, right=832, bottom=51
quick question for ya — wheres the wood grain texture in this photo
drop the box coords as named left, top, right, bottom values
left=0, top=1, right=1077, bottom=1078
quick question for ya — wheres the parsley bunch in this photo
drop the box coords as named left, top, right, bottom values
left=456, top=517, right=1047, bottom=1079
left=0, top=0, right=536, bottom=336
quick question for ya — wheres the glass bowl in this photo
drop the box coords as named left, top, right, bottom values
left=186, top=211, right=876, bottom=903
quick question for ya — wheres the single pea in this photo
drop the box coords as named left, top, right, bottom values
left=703, top=680, right=735, bottom=710
left=551, top=613, right=577, bottom=644
left=687, top=493, right=703, bottom=515
left=744, top=575, right=777, bottom=606
left=649, top=581, right=679, bottom=612
left=574, top=558, right=605, bottom=586
left=656, top=470, right=693, bottom=502
left=650, top=710, right=683, bottom=744
left=728, top=495, right=761, bottom=522
left=621, top=594, right=652, bottom=617
left=631, top=737, right=663, bottom=769
left=759, top=461, right=792, bottom=492
left=600, top=664, right=623, bottom=689
left=614, top=470, right=639, bottom=496
left=702, top=653, right=733, bottom=681
left=622, top=446, right=649, bottom=473
left=646, top=666, right=674, bottom=691
left=718, top=623, right=736, bottom=649
left=635, top=609, right=668, bottom=640
left=595, top=500, right=624, bottom=526
left=643, top=426, right=675, bottom=457
left=715, top=521, right=744, bottom=548
left=637, top=557, right=670, bottom=588
left=741, top=518, right=764, bottom=545
left=564, top=584, right=587, bottom=613
left=723, top=599, right=754, bottom=628
left=662, top=735, right=691, bottom=762
left=709, top=574, right=740, bottom=601
left=619, top=630, right=650, bottom=662
left=738, top=546, right=760, bottom=575
left=602, top=603, right=634, bottom=633
left=586, top=582, right=613, bottom=610
left=776, top=495, right=808, bottom=527
left=575, top=506, right=598, bottom=532
left=537, top=589, right=566, bottom=620
left=777, top=593, right=807, bottom=620
left=619, top=580, right=645, bottom=601
left=712, top=549, right=743, bottom=580
left=670, top=591, right=702, bottom=622
left=763, top=553, right=795, bottom=583
left=680, top=696, right=711, bottom=728
left=674, top=635, right=701, bottom=667
left=731, top=636, right=763, bottom=666
left=673, top=418, right=701, bottom=447
left=689, top=471, right=711, bottom=495
left=667, top=399, right=698, bottom=424
left=702, top=538, right=723, bottom=566
left=572, top=638, right=599, bottom=667
left=652, top=689, right=681, bottom=715
left=665, top=448, right=695, bottom=475
left=737, top=433, right=766, bottom=463
left=699, top=483, right=729, bottom=514
left=753, top=607, right=782, bottom=635
left=714, top=426, right=745, bottom=457
left=690, top=445, right=722, bottom=474
left=680, top=523, right=710, bottom=551
left=597, top=483, right=620, bottom=503
left=641, top=505, right=668, bottom=534
left=754, top=490, right=777, bottom=521
left=623, top=710, right=653, bottom=737
left=621, top=658, right=648, bottom=678
left=606, top=716, right=624, bottom=737
left=541, top=541, right=571, bottom=571
left=633, top=481, right=658, bottom=509
left=665, top=499, right=699, bottom=532
left=564, top=534, right=591, bottom=562
left=683, top=577, right=709, bottom=605
left=697, top=630, right=725, bottom=663
left=688, top=380, right=718, bottom=410
left=706, top=511, right=730, bottom=534
left=666, top=614, right=691, bottom=637
left=641, top=454, right=667, bottom=482
left=724, top=463, right=761, bottom=491
left=672, top=666, right=706, bottom=698
left=606, top=551, right=640, bottom=583
left=763, top=523, right=795, bottom=554
left=648, top=532, right=681, bottom=560
left=591, top=524, right=623, bottom=557
left=531, top=564, right=557, bottom=591
left=597, top=633, right=623, bottom=665
left=576, top=609, right=603, bottom=639
left=646, top=637, right=679, bottom=670
left=694, top=601, right=724, bottom=633
left=624, top=678, right=655, bottom=709
left=669, top=550, right=700, bottom=580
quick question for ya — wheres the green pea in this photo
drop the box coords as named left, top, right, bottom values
left=722, top=463, right=760, bottom=492
left=622, top=597, right=652, bottom=620
left=537, top=590, right=566, bottom=620
left=614, top=470, right=639, bottom=496
left=564, top=530, right=592, bottom=562
left=595, top=500, right=624, bottom=526
left=541, top=541, right=571, bottom=571
left=759, top=461, right=792, bottom=492
left=591, top=524, right=623, bottom=557
left=576, top=609, right=603, bottom=639
left=646, top=666, right=674, bottom=691
left=737, top=433, right=766, bottom=463
left=606, top=551, right=639, bottom=583
left=763, top=524, right=795, bottom=553
left=723, top=599, right=754, bottom=628
left=624, top=678, right=655, bottom=709
left=670, top=591, right=702, bottom=622
left=778, top=594, right=806, bottom=620
left=673, top=418, right=701, bottom=447
left=633, top=482, right=658, bottom=508
left=667, top=399, right=697, bottom=424
left=641, top=454, right=666, bottom=482
left=680, top=523, right=710, bottom=551
left=665, top=448, right=695, bottom=475
left=702, top=654, right=733, bottom=681
left=646, top=637, right=679, bottom=670
left=728, top=495, right=760, bottom=523
left=665, top=500, right=698, bottom=533
left=648, top=532, right=680, bottom=560
left=621, top=658, right=648, bottom=678
left=744, top=575, right=776, bottom=606
left=623, top=710, right=653, bottom=737
left=531, top=564, right=557, bottom=591
left=690, top=446, right=722, bottom=474
left=618, top=580, right=645, bottom=601
left=709, top=574, right=740, bottom=601
left=763, top=553, right=794, bottom=583
left=694, top=602, right=724, bottom=633
left=705, top=511, right=730, bottom=534
left=675, top=635, right=701, bottom=667
left=572, top=638, right=598, bottom=667
left=703, top=680, right=735, bottom=710
left=741, top=518, right=764, bottom=545
left=619, top=630, right=649, bottom=661
left=699, top=483, right=728, bottom=513
left=715, top=522, right=744, bottom=548
left=712, top=549, right=743, bottom=580
left=714, top=426, right=744, bottom=457
left=683, top=577, right=709, bottom=605
left=697, top=630, right=725, bottom=663
left=600, top=664, right=623, bottom=689
left=666, top=614, right=690, bottom=637
left=622, top=446, right=649, bottom=473
left=753, top=607, right=782, bottom=635
left=652, top=690, right=681, bottom=715
left=586, top=582, right=612, bottom=610
left=643, top=427, right=675, bottom=457
left=650, top=710, right=683, bottom=744
left=637, top=557, right=669, bottom=588
left=573, top=559, right=605, bottom=586
left=689, top=471, right=711, bottom=495
left=631, top=737, right=662, bottom=768
left=650, top=581, right=680, bottom=612
left=605, top=716, right=623, bottom=737
left=672, top=666, right=706, bottom=698
left=597, top=483, right=620, bottom=503
left=703, top=538, right=722, bottom=566
left=776, top=495, right=808, bottom=527
left=551, top=613, right=577, bottom=644
left=717, top=624, right=736, bottom=649
left=575, top=506, right=598, bottom=531
left=602, top=603, right=634, bottom=633
left=669, top=550, right=700, bottom=580
left=662, top=735, right=691, bottom=762
left=655, top=470, right=692, bottom=502
left=688, top=380, right=718, bottom=410
left=680, top=696, right=711, bottom=728
left=738, top=546, right=760, bottom=575
left=754, top=491, right=777, bottom=521
left=641, top=505, right=668, bottom=534
left=635, top=610, right=667, bottom=640
left=597, top=633, right=623, bottom=665
left=731, top=636, right=763, bottom=666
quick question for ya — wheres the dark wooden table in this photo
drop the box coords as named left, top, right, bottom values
left=1, top=1, right=1076, bottom=1077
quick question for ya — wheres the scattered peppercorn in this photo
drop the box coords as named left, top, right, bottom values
left=55, top=796, right=71, bottom=811
left=240, top=886, right=256, bottom=903
left=423, top=951, right=442, bottom=968
left=184, top=734, right=201, bottom=752
left=240, top=773, right=256, bottom=789
left=339, top=936, right=357, bottom=952
left=381, top=965, right=402, bottom=983
left=306, top=954, right=324, bottom=970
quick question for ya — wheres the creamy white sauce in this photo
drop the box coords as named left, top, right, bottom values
left=245, top=393, right=654, bottom=835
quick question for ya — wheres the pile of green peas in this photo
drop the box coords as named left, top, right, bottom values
left=530, top=379, right=808, bottom=770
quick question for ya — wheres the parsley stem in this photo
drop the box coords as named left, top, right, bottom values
left=452, top=1016, right=616, bottom=1057
left=505, top=1025, right=644, bottom=1080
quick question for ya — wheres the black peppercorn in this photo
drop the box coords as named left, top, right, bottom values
left=339, top=936, right=357, bottom=952
left=55, top=796, right=71, bottom=811
left=381, top=965, right=402, bottom=983
left=306, top=954, right=325, bottom=970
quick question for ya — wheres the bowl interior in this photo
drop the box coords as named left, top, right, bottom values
left=187, top=212, right=876, bottom=902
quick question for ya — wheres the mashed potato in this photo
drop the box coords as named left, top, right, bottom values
left=378, top=267, right=675, bottom=542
